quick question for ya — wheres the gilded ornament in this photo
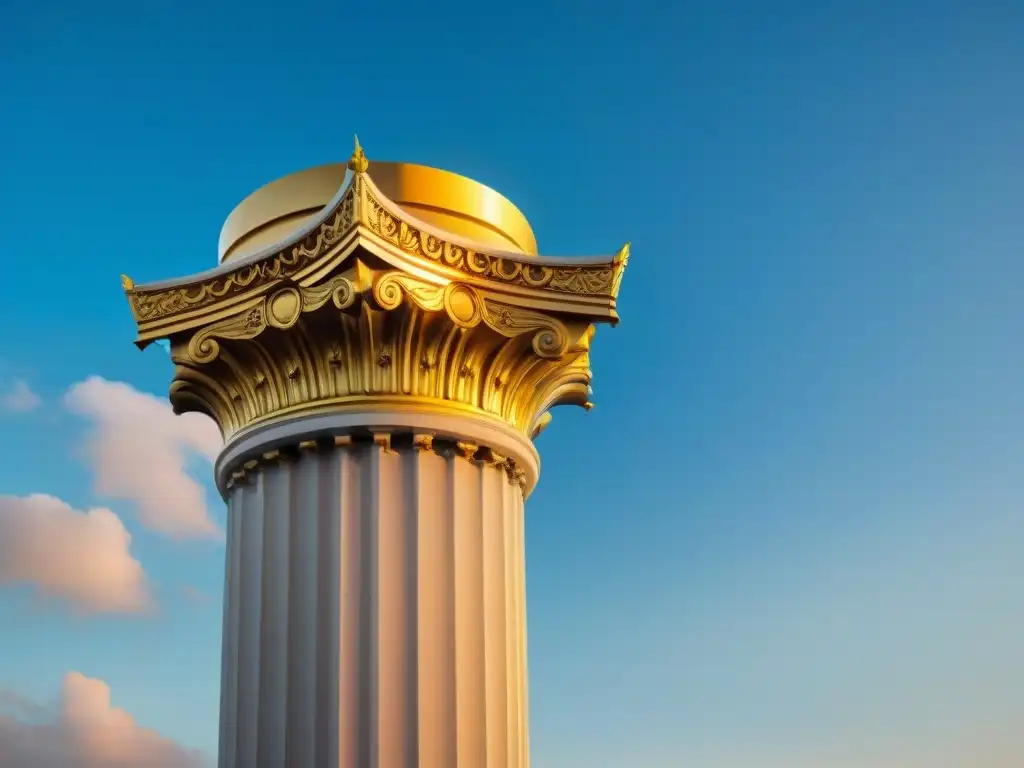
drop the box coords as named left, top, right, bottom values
left=611, top=242, right=630, bottom=300
left=412, top=433, right=434, bottom=452
left=373, top=271, right=446, bottom=313
left=125, top=158, right=621, bottom=344
left=124, top=143, right=628, bottom=450
left=188, top=306, right=268, bottom=364
left=126, top=193, right=357, bottom=324
left=455, top=442, right=480, bottom=460
left=165, top=269, right=602, bottom=440
left=348, top=135, right=369, bottom=174
left=484, top=449, right=508, bottom=467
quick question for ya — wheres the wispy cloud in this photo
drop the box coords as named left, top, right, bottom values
left=1, top=379, right=41, bottom=413
left=0, top=672, right=207, bottom=767
left=64, top=377, right=223, bottom=540
left=0, top=494, right=153, bottom=615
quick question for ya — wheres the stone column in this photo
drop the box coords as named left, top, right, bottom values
left=216, top=414, right=533, bottom=768
left=122, top=144, right=627, bottom=768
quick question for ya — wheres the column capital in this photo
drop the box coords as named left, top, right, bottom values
left=122, top=148, right=627, bottom=457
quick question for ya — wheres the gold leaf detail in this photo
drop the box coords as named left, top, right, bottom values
left=129, top=188, right=357, bottom=323
left=480, top=298, right=569, bottom=359
left=548, top=266, right=613, bottom=294
left=412, top=433, right=434, bottom=452
left=348, top=135, right=369, bottom=174
left=455, top=441, right=480, bottom=460
left=301, top=275, right=357, bottom=313
left=611, top=242, right=630, bottom=299
left=373, top=271, right=445, bottom=312
left=188, top=306, right=267, bottom=364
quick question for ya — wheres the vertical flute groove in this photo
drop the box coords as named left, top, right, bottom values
left=483, top=463, right=509, bottom=768
left=314, top=450, right=338, bottom=767
left=514, top=488, right=530, bottom=766
left=235, top=475, right=265, bottom=768
left=287, top=455, right=319, bottom=765
left=336, top=446, right=362, bottom=767
left=417, top=447, right=456, bottom=765
left=374, top=443, right=417, bottom=767
left=258, top=462, right=291, bottom=766
left=503, top=476, right=520, bottom=768
left=454, top=456, right=487, bottom=765
left=219, top=484, right=244, bottom=768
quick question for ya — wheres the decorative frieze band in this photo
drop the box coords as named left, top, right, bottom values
left=223, top=429, right=529, bottom=493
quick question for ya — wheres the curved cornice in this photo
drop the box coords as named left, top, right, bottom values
left=122, top=143, right=628, bottom=347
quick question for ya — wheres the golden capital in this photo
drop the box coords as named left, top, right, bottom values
left=123, top=142, right=627, bottom=447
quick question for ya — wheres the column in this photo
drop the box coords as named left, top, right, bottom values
left=217, top=431, right=532, bottom=768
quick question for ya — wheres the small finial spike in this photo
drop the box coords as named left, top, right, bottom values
left=610, top=241, right=630, bottom=299
left=348, top=135, right=369, bottom=174
left=121, top=274, right=135, bottom=292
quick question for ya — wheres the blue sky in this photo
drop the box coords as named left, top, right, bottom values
left=1, top=1, right=1023, bottom=765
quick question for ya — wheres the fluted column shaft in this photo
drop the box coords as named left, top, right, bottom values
left=217, top=436, right=530, bottom=768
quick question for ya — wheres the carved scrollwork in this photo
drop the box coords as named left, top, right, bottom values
left=170, top=269, right=598, bottom=443
left=182, top=277, right=358, bottom=364
left=187, top=306, right=267, bottom=364
left=479, top=297, right=570, bottom=359
left=299, top=275, right=357, bottom=313
left=362, top=187, right=619, bottom=296
left=370, top=272, right=576, bottom=360
left=372, top=271, right=445, bottom=312
left=128, top=188, right=358, bottom=324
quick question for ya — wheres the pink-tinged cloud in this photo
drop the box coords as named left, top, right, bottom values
left=1, top=379, right=41, bottom=412
left=0, top=494, right=152, bottom=615
left=64, top=377, right=223, bottom=540
left=0, top=672, right=207, bottom=767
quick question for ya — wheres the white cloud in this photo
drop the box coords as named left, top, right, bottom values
left=0, top=672, right=207, bottom=767
left=1, top=379, right=41, bottom=412
left=64, top=377, right=223, bottom=540
left=0, top=494, right=152, bottom=615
